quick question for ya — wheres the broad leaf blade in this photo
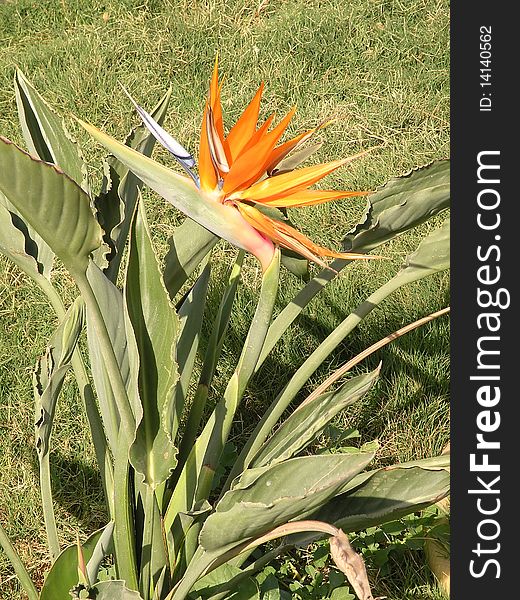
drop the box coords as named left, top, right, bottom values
left=40, top=529, right=103, bottom=600
left=0, top=194, right=47, bottom=280
left=85, top=262, right=132, bottom=452
left=126, top=199, right=180, bottom=488
left=291, top=458, right=450, bottom=545
left=200, top=451, right=375, bottom=551
left=0, top=188, right=55, bottom=279
left=0, top=137, right=103, bottom=276
left=190, top=563, right=259, bottom=599
left=397, top=218, right=450, bottom=279
left=91, top=581, right=144, bottom=599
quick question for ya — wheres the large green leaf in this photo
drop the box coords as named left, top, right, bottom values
left=199, top=451, right=375, bottom=551
left=14, top=69, right=87, bottom=189
left=189, top=564, right=259, bottom=599
left=289, top=458, right=450, bottom=547
left=1, top=192, right=112, bottom=517
left=343, top=160, right=450, bottom=253
left=125, top=199, right=180, bottom=488
left=0, top=184, right=55, bottom=280
left=396, top=217, right=449, bottom=278
left=85, top=262, right=132, bottom=452
left=40, top=528, right=104, bottom=600
left=250, top=367, right=380, bottom=469
left=0, top=137, right=103, bottom=276
left=95, top=88, right=172, bottom=282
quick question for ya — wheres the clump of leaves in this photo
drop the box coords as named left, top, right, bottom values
left=0, top=66, right=450, bottom=600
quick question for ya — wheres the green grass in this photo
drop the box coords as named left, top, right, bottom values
left=0, top=0, right=449, bottom=597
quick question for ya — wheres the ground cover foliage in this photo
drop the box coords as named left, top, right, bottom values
left=0, top=1, right=449, bottom=598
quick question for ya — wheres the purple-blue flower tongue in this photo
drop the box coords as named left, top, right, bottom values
left=121, top=86, right=196, bottom=174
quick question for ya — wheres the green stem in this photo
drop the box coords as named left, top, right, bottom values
left=39, top=453, right=60, bottom=562
left=256, top=257, right=348, bottom=369
left=0, top=522, right=39, bottom=600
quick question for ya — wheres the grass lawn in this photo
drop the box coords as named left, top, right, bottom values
left=0, top=0, right=449, bottom=598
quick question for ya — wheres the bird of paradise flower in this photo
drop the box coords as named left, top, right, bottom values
left=80, top=58, right=379, bottom=271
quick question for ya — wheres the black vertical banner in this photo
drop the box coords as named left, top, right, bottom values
left=451, top=3, right=514, bottom=598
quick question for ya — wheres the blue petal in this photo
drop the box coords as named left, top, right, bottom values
left=121, top=86, right=196, bottom=172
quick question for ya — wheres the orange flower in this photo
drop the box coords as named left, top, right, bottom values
left=195, top=57, right=372, bottom=269
left=90, top=59, right=378, bottom=272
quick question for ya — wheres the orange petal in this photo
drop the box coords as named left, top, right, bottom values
left=222, top=107, right=296, bottom=194
left=198, top=101, right=219, bottom=191
left=209, top=55, right=225, bottom=142
left=258, top=188, right=368, bottom=208
left=226, top=83, right=265, bottom=161
left=238, top=113, right=275, bottom=156
left=236, top=148, right=372, bottom=202
left=233, top=158, right=347, bottom=201
left=235, top=201, right=370, bottom=268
